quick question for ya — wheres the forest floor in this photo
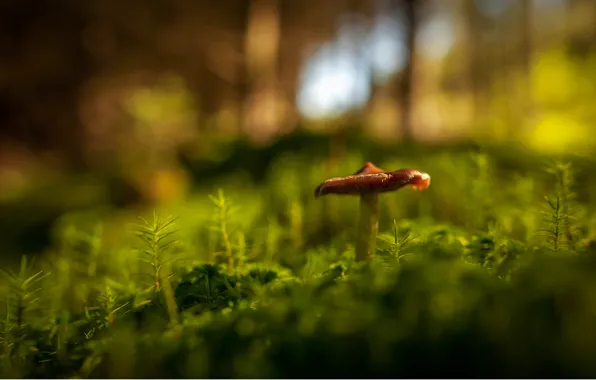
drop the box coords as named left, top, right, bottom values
left=2, top=140, right=596, bottom=377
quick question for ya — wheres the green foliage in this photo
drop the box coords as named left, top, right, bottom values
left=540, top=160, right=583, bottom=253
left=132, top=212, right=180, bottom=289
left=208, top=189, right=242, bottom=275
left=376, top=220, right=417, bottom=268
left=132, top=212, right=181, bottom=326
left=4, top=147, right=596, bottom=377
left=0, top=256, right=49, bottom=377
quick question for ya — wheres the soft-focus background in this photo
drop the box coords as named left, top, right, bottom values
left=1, top=0, right=596, bottom=263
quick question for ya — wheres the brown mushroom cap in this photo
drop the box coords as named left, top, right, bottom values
left=314, top=163, right=430, bottom=198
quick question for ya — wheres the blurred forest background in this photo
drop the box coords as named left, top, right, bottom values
left=1, top=0, right=596, bottom=261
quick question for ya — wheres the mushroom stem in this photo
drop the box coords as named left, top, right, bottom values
left=356, top=192, right=379, bottom=261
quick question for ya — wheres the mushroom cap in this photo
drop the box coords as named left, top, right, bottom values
left=314, top=164, right=430, bottom=198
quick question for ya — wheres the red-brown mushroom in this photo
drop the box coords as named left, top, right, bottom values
left=314, top=162, right=431, bottom=261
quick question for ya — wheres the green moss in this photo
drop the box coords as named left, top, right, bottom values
left=3, top=147, right=596, bottom=378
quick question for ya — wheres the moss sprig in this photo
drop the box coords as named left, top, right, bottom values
left=132, top=211, right=180, bottom=326
left=540, top=161, right=581, bottom=253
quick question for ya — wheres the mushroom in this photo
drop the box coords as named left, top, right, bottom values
left=314, top=162, right=431, bottom=262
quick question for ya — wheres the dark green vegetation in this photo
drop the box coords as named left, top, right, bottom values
left=3, top=143, right=596, bottom=378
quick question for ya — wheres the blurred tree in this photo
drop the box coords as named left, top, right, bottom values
left=243, top=0, right=282, bottom=144
left=0, top=0, right=92, bottom=170
left=463, top=0, right=483, bottom=125
left=520, top=0, right=533, bottom=125
left=399, top=0, right=419, bottom=141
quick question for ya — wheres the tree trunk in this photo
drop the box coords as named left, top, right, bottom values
left=520, top=0, right=533, bottom=127
left=463, top=0, right=481, bottom=126
left=400, top=0, right=417, bottom=142
left=243, top=0, right=282, bottom=145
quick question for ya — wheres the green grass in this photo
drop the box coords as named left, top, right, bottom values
left=3, top=145, right=596, bottom=377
